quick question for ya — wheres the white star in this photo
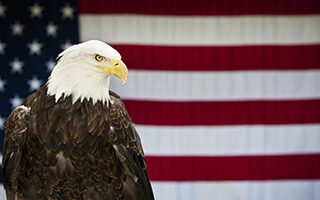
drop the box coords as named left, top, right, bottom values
left=61, top=5, right=74, bottom=19
left=61, top=40, right=72, bottom=50
left=0, top=3, right=6, bottom=17
left=9, top=94, right=23, bottom=108
left=27, top=76, right=43, bottom=92
left=0, top=40, right=6, bottom=54
left=46, top=59, right=56, bottom=72
left=0, top=116, right=5, bottom=130
left=10, top=58, right=24, bottom=74
left=0, top=77, right=7, bottom=92
left=46, top=23, right=58, bottom=37
left=29, top=3, right=43, bottom=18
left=11, top=21, right=24, bottom=36
left=28, top=40, right=43, bottom=55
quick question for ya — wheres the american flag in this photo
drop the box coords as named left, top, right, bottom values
left=1, top=0, right=320, bottom=199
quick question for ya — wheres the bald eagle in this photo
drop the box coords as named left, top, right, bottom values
left=2, top=40, right=154, bottom=200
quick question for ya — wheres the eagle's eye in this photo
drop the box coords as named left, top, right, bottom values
left=95, top=54, right=104, bottom=62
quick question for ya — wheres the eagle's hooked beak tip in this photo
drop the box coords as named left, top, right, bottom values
left=114, top=59, right=128, bottom=85
left=122, top=71, right=128, bottom=85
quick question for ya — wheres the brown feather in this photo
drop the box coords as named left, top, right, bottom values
left=2, top=85, right=154, bottom=200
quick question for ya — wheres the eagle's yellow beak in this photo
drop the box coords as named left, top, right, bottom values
left=96, top=59, right=128, bottom=85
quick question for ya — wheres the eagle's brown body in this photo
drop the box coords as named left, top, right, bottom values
left=2, top=85, right=154, bottom=200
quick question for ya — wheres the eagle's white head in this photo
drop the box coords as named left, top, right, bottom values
left=47, top=40, right=128, bottom=104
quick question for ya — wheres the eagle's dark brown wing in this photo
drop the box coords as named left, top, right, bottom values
left=109, top=91, right=154, bottom=200
left=2, top=89, right=42, bottom=200
left=2, top=105, right=30, bottom=200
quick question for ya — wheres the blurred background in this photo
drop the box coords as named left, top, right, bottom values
left=1, top=0, right=320, bottom=199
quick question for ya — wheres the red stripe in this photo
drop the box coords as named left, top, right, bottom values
left=79, top=0, right=320, bottom=15
left=123, top=100, right=320, bottom=125
left=146, top=154, right=320, bottom=181
left=114, top=44, right=320, bottom=71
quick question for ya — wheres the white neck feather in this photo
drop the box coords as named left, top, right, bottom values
left=47, top=58, right=111, bottom=105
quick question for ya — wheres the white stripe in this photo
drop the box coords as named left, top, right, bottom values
left=80, top=15, right=320, bottom=45
left=2, top=181, right=319, bottom=200
left=137, top=124, right=320, bottom=156
left=0, top=185, right=5, bottom=200
left=151, top=181, right=320, bottom=200
left=110, top=70, right=320, bottom=101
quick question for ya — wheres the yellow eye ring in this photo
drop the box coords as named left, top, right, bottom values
left=95, top=54, right=104, bottom=62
